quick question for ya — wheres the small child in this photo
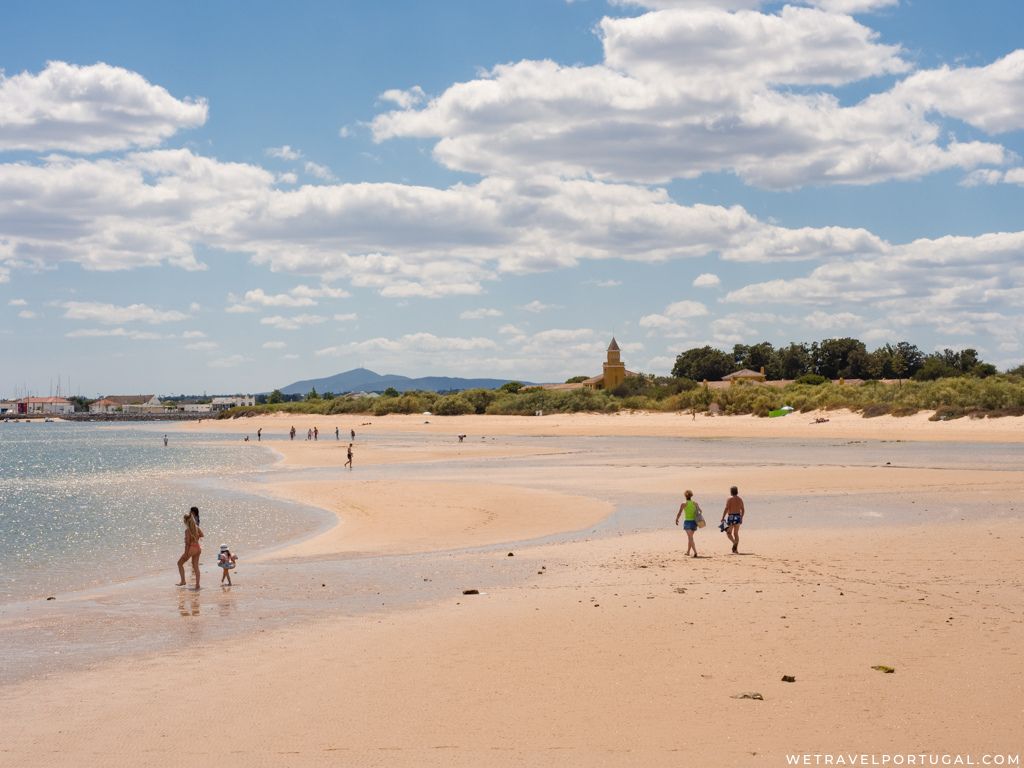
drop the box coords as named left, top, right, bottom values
left=217, top=544, right=238, bottom=585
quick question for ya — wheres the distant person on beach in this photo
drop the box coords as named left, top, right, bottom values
left=345, top=443, right=353, bottom=469
left=313, top=426, right=318, bottom=441
left=177, top=513, right=204, bottom=589
left=163, top=434, right=168, bottom=447
left=351, top=428, right=355, bottom=441
left=675, top=489, right=703, bottom=557
left=721, top=486, right=745, bottom=554
left=290, top=426, right=295, bottom=440
left=335, top=426, right=339, bottom=440
left=257, top=428, right=262, bottom=442
left=217, top=544, right=238, bottom=585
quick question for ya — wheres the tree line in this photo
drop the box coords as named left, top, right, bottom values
left=671, top=338, right=1000, bottom=382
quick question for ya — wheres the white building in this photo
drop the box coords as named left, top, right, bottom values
left=89, top=395, right=163, bottom=414
left=18, top=397, right=75, bottom=415
left=211, top=395, right=255, bottom=410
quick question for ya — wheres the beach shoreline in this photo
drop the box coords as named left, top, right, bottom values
left=2, top=413, right=1022, bottom=766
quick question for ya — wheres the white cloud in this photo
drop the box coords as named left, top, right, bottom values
left=522, top=300, right=558, bottom=313
left=378, top=86, right=426, bottom=109
left=185, top=341, right=218, bottom=351
left=0, top=61, right=207, bottom=153
left=259, top=314, right=328, bottom=331
left=182, top=330, right=206, bottom=339
left=304, top=161, right=336, bottom=181
left=317, top=332, right=497, bottom=357
left=595, top=279, right=622, bottom=288
left=338, top=125, right=354, bottom=139
left=283, top=353, right=300, bottom=360
left=17, top=310, right=36, bottom=319
left=65, top=327, right=164, bottom=340
left=61, top=301, right=188, bottom=324
left=692, top=273, right=721, bottom=287
left=240, top=288, right=317, bottom=308
left=803, top=310, right=864, bottom=330
left=262, top=341, right=287, bottom=349
left=225, top=304, right=258, bottom=314
left=208, top=354, right=249, bottom=368
left=8, top=299, right=28, bottom=306
left=639, top=300, right=709, bottom=336
left=333, top=312, right=358, bottom=321
left=277, top=172, right=299, bottom=185
left=371, top=7, right=1016, bottom=189
left=188, top=302, right=200, bottom=312
left=460, top=307, right=504, bottom=320
left=266, top=145, right=303, bottom=160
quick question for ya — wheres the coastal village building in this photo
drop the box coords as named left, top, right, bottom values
left=211, top=395, right=255, bottom=411
left=0, top=400, right=17, bottom=415
left=89, top=395, right=162, bottom=414
left=542, top=338, right=639, bottom=391
left=16, top=396, right=75, bottom=415
left=722, top=367, right=767, bottom=384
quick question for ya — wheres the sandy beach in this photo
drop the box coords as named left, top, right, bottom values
left=1, top=411, right=1022, bottom=767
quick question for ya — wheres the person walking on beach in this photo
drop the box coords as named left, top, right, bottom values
left=675, top=489, right=703, bottom=557
left=350, top=428, right=355, bottom=441
left=345, top=443, right=353, bottom=469
left=335, top=426, right=339, bottom=440
left=722, top=486, right=745, bottom=554
left=163, top=434, right=168, bottom=447
left=177, top=512, right=204, bottom=589
left=314, top=426, right=318, bottom=441
left=290, top=426, right=296, bottom=440
left=257, top=427, right=261, bottom=442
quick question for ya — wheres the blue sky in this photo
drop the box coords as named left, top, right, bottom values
left=2, top=0, right=1023, bottom=397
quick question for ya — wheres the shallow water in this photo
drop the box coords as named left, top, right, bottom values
left=0, top=422, right=327, bottom=602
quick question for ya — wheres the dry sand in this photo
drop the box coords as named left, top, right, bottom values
left=1, top=413, right=1022, bottom=767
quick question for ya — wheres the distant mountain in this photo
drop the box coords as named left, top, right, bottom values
left=278, top=368, right=530, bottom=395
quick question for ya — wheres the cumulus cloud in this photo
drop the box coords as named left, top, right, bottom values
left=460, top=307, right=504, bottom=320
left=521, top=300, right=559, bottom=313
left=371, top=6, right=1013, bottom=189
left=333, top=312, right=357, bottom=321
left=316, top=332, right=497, bottom=357
left=17, top=310, right=36, bottom=319
left=304, top=161, right=336, bottom=181
left=61, top=301, right=188, bottom=324
left=639, top=300, right=709, bottom=336
left=692, top=273, right=721, bottom=287
left=8, top=298, right=28, bottom=306
left=259, top=314, right=327, bottom=331
left=265, top=145, right=303, bottom=160
left=726, top=231, right=1024, bottom=342
left=262, top=341, right=287, bottom=349
left=208, top=354, right=249, bottom=368
left=0, top=61, right=206, bottom=153
left=65, top=327, right=165, bottom=340
left=378, top=86, right=426, bottom=109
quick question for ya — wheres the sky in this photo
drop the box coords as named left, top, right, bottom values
left=2, top=0, right=1023, bottom=397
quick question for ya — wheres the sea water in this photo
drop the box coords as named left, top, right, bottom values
left=0, top=422, right=324, bottom=602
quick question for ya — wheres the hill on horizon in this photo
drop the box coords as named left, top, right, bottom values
left=278, top=368, right=532, bottom=396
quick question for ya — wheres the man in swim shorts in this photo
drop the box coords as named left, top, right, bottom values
left=721, top=486, right=745, bottom=554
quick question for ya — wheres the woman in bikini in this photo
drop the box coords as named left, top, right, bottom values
left=176, top=512, right=204, bottom=589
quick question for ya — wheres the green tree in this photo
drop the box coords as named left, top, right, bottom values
left=672, top=346, right=735, bottom=381
left=776, top=342, right=812, bottom=379
left=814, top=337, right=867, bottom=379
left=305, top=387, right=320, bottom=401
left=382, top=387, right=400, bottom=398
left=565, top=375, right=589, bottom=384
left=267, top=389, right=283, bottom=404
left=500, top=381, right=523, bottom=393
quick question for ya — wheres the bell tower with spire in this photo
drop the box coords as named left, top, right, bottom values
left=602, top=337, right=626, bottom=391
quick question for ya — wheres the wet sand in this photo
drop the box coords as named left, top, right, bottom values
left=1, top=412, right=1022, bottom=767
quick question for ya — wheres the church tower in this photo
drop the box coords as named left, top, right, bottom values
left=602, top=337, right=626, bottom=391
